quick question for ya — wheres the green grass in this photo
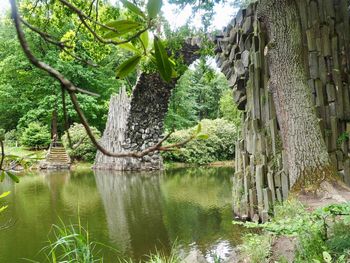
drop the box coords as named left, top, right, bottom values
left=238, top=233, right=272, bottom=263
left=235, top=201, right=350, bottom=263
left=27, top=219, right=181, bottom=263
left=5, top=145, right=45, bottom=159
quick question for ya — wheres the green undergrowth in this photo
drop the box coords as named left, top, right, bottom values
left=234, top=200, right=350, bottom=263
left=28, top=219, right=181, bottom=263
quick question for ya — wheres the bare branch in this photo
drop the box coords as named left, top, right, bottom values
left=0, top=141, right=4, bottom=171
left=9, top=0, right=194, bottom=159
left=10, top=2, right=99, bottom=97
left=20, top=17, right=70, bottom=48
left=21, top=18, right=98, bottom=67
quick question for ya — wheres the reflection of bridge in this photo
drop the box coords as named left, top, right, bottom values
left=93, top=170, right=170, bottom=258
left=94, top=41, right=200, bottom=171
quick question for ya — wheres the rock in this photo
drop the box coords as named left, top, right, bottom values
left=183, top=249, right=207, bottom=263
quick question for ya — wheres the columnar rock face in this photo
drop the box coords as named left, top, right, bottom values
left=216, top=0, right=350, bottom=221
left=94, top=87, right=131, bottom=170
left=94, top=41, right=200, bottom=170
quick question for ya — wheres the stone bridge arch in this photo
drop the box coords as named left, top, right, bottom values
left=215, top=0, right=350, bottom=221
left=94, top=40, right=200, bottom=170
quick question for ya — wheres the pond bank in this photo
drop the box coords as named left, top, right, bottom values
left=235, top=198, right=350, bottom=263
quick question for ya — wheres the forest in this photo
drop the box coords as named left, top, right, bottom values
left=1, top=0, right=350, bottom=262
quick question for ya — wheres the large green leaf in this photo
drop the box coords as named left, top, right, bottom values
left=147, top=0, right=162, bottom=19
left=120, top=0, right=146, bottom=19
left=139, top=31, right=149, bottom=50
left=116, top=55, right=142, bottom=79
left=0, top=205, right=8, bottom=213
left=0, top=171, right=4, bottom=182
left=0, top=191, right=10, bottom=199
left=103, top=20, right=142, bottom=38
left=7, top=171, right=19, bottom=183
left=153, top=36, right=172, bottom=82
left=114, top=38, right=141, bottom=53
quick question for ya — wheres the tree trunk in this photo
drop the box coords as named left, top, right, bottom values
left=258, top=0, right=335, bottom=190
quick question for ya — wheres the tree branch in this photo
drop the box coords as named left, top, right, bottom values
left=58, top=0, right=151, bottom=46
left=21, top=18, right=98, bottom=67
left=0, top=141, right=4, bottom=171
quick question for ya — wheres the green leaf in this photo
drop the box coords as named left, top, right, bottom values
left=197, top=134, right=209, bottom=140
left=0, top=205, right=8, bottom=213
left=120, top=0, right=146, bottom=19
left=7, top=171, right=19, bottom=183
left=116, top=55, right=142, bottom=79
left=139, top=31, right=149, bottom=50
left=196, top=123, right=202, bottom=134
left=0, top=171, right=5, bottom=182
left=103, top=20, right=142, bottom=38
left=153, top=36, right=172, bottom=82
left=147, top=0, right=162, bottom=19
left=0, top=191, right=10, bottom=199
left=112, top=38, right=141, bottom=53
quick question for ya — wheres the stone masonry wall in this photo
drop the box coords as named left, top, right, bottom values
left=216, top=0, right=350, bottom=221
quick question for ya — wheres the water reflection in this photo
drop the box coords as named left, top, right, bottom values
left=0, top=166, right=245, bottom=263
left=94, top=170, right=170, bottom=258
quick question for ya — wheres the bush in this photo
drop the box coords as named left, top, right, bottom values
left=20, top=122, right=51, bottom=149
left=162, top=119, right=237, bottom=164
left=62, top=123, right=100, bottom=162
left=4, top=129, right=19, bottom=147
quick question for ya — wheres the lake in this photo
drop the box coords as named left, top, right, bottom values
left=0, top=166, right=246, bottom=262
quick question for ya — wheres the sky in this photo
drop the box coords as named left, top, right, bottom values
left=0, top=0, right=237, bottom=30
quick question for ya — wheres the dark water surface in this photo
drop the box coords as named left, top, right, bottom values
left=0, top=166, right=246, bottom=262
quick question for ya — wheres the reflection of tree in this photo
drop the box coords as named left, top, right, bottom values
left=93, top=170, right=171, bottom=259
left=160, top=167, right=246, bottom=253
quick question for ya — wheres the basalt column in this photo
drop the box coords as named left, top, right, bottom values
left=216, top=0, right=350, bottom=221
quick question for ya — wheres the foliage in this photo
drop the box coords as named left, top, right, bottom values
left=219, top=89, right=242, bottom=127
left=165, top=59, right=232, bottom=130
left=238, top=233, right=272, bottom=263
left=4, top=130, right=19, bottom=147
left=35, top=219, right=180, bottom=263
left=162, top=119, right=237, bottom=164
left=62, top=123, right=101, bottom=163
left=37, top=221, right=109, bottom=263
left=0, top=191, right=10, bottom=214
left=0, top=12, right=117, bottom=133
left=20, top=122, right=51, bottom=149
left=234, top=201, right=350, bottom=263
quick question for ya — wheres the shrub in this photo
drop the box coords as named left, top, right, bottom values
left=162, top=119, right=237, bottom=164
left=62, top=123, right=100, bottom=162
left=20, top=122, right=51, bottom=149
left=4, top=129, right=19, bottom=147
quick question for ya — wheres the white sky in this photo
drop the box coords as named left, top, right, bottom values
left=0, top=1, right=10, bottom=14
left=0, top=0, right=236, bottom=30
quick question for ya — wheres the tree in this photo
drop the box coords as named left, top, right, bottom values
left=165, top=59, right=230, bottom=130
left=257, top=0, right=342, bottom=192
left=20, top=122, right=51, bottom=149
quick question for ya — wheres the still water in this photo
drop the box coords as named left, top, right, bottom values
left=0, top=166, right=245, bottom=262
